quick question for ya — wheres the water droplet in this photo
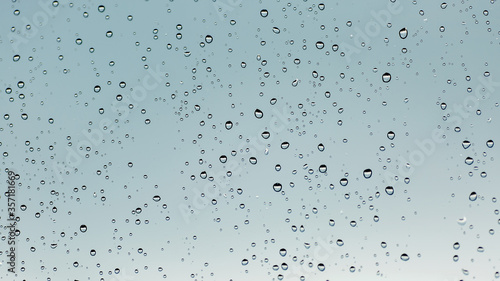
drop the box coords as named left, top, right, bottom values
left=273, top=183, right=282, bottom=192
left=440, top=103, right=447, bottom=110
left=385, top=186, right=394, bottom=195
left=453, top=242, right=460, bottom=250
left=317, top=263, right=325, bottom=271
left=260, top=9, right=268, bottom=17
left=339, top=178, right=348, bottom=186
left=462, top=140, right=471, bottom=149
left=98, top=5, right=105, bottom=12
left=486, top=139, right=494, bottom=148
left=332, top=44, right=339, bottom=52
left=319, top=165, right=327, bottom=173
left=363, top=169, right=372, bottom=179
left=457, top=217, right=467, bottom=225
left=254, top=109, right=263, bottom=119
left=279, top=248, right=287, bottom=257
left=281, top=142, right=289, bottom=149
left=317, top=143, right=325, bottom=151
left=272, top=27, right=280, bottom=34
left=241, top=259, right=249, bottom=266
left=316, top=41, right=324, bottom=49
left=153, top=195, right=161, bottom=202
left=205, top=35, right=213, bottom=43
left=219, top=155, right=227, bottom=163
left=225, top=121, right=233, bottom=130
left=80, top=225, right=87, bottom=233
left=441, top=2, right=448, bottom=9
left=399, top=28, right=408, bottom=39
left=249, top=157, right=257, bottom=165
left=469, top=192, right=477, bottom=201
left=387, top=131, right=395, bottom=140
left=261, top=131, right=270, bottom=139
left=382, top=72, right=392, bottom=83
left=400, top=253, right=409, bottom=261
left=464, top=157, right=473, bottom=165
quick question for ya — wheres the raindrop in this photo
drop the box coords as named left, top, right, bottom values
left=382, top=72, right=392, bottom=83
left=317, top=263, right=325, bottom=271
left=465, top=157, right=473, bottom=165
left=387, top=131, right=395, bottom=140
left=315, top=41, right=324, bottom=49
left=254, top=109, right=263, bottom=119
left=319, top=165, right=327, bottom=173
left=339, top=178, right=348, bottom=186
left=317, top=143, right=325, bottom=151
left=469, top=192, right=477, bottom=201
left=486, top=140, right=494, bottom=148
left=363, top=169, right=372, bottom=179
left=205, top=35, right=213, bottom=43
left=281, top=142, right=290, bottom=149
left=225, top=121, right=233, bottom=130
left=279, top=248, right=287, bottom=257
left=260, top=9, right=268, bottom=17
left=249, top=157, right=257, bottom=165
left=80, top=225, right=87, bottom=233
left=273, top=183, right=282, bottom=192
left=462, top=140, right=471, bottom=149
left=400, top=253, right=409, bottom=261
left=219, top=155, right=227, bottom=163
left=399, top=28, right=408, bottom=39
left=385, top=186, right=394, bottom=195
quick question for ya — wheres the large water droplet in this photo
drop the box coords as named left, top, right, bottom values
left=382, top=72, right=391, bottom=83
left=317, top=263, right=325, bottom=271
left=399, top=28, right=408, bottom=39
left=260, top=9, right=268, bottom=17
left=254, top=109, right=263, bottom=119
left=225, top=121, right=233, bottom=130
left=319, top=165, right=327, bottom=173
left=363, top=169, right=372, bottom=179
left=339, top=178, right=348, bottom=186
left=469, top=192, right=477, bottom=201
left=387, top=131, right=395, bottom=140
left=400, top=253, right=409, bottom=261
left=464, top=157, right=473, bottom=165
left=273, top=183, right=282, bottom=192
left=281, top=142, right=290, bottom=149
left=385, top=186, right=394, bottom=195
left=462, top=140, right=471, bottom=149
left=486, top=139, right=494, bottom=148
left=80, top=225, right=87, bottom=233
left=279, top=248, right=287, bottom=257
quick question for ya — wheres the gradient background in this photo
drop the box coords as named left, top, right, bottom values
left=1, top=0, right=500, bottom=280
